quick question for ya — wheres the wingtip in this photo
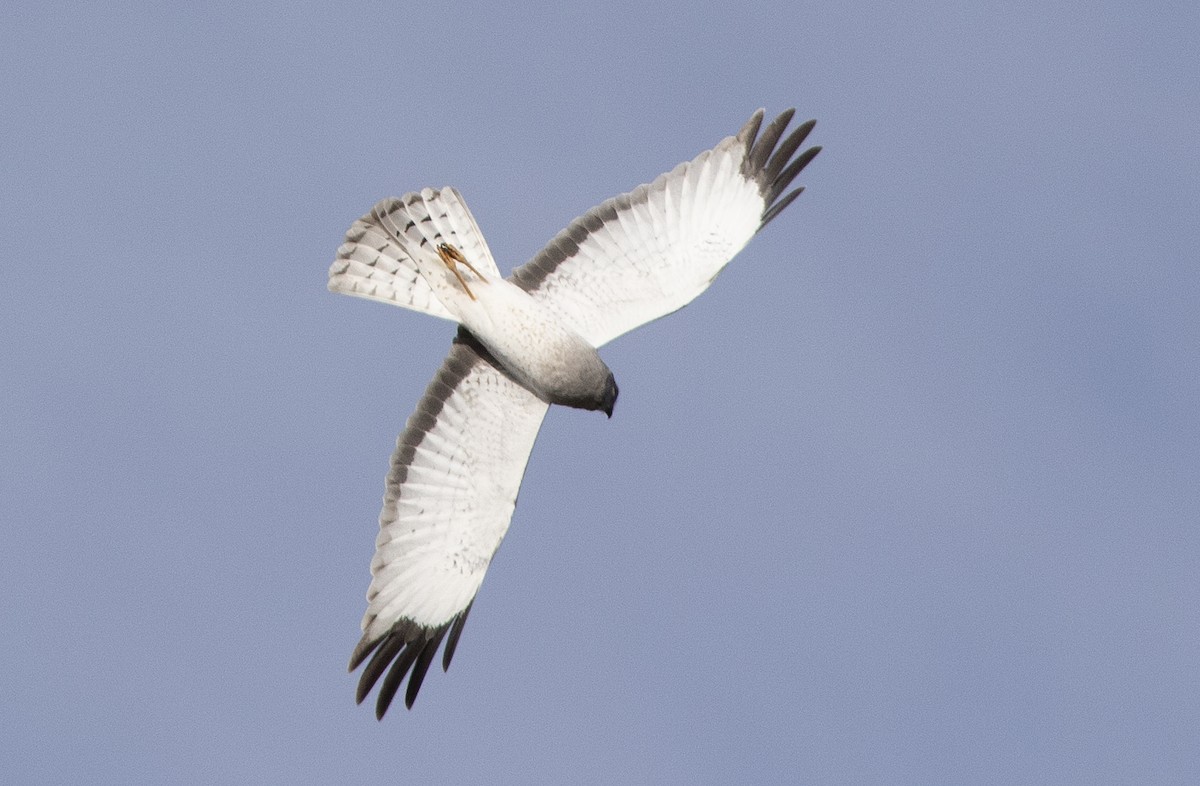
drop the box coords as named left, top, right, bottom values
left=348, top=632, right=377, bottom=673
left=737, top=108, right=767, bottom=148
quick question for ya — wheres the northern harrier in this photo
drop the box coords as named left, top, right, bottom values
left=329, top=109, right=820, bottom=717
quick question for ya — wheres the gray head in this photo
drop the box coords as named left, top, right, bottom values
left=542, top=363, right=618, bottom=417
left=599, top=372, right=618, bottom=418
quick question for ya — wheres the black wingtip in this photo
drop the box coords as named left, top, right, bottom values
left=763, top=119, right=816, bottom=186
left=374, top=642, right=422, bottom=719
left=760, top=187, right=804, bottom=229
left=348, top=632, right=380, bottom=674
left=442, top=601, right=473, bottom=672
left=736, top=108, right=767, bottom=150
left=766, top=145, right=821, bottom=207
left=355, top=633, right=403, bottom=705
left=746, top=108, right=797, bottom=175
left=404, top=629, right=447, bottom=709
left=746, top=109, right=819, bottom=230
left=349, top=606, right=475, bottom=718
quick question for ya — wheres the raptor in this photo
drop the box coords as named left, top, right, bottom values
left=329, top=109, right=820, bottom=718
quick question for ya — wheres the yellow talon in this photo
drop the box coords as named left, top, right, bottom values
left=436, top=242, right=484, bottom=301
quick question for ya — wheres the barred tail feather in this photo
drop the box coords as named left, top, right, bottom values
left=328, top=187, right=500, bottom=321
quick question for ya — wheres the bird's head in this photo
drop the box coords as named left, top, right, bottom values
left=600, top=373, right=618, bottom=418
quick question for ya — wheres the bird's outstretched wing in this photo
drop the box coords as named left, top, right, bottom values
left=348, top=331, right=549, bottom=717
left=329, top=187, right=500, bottom=320
left=510, top=109, right=819, bottom=348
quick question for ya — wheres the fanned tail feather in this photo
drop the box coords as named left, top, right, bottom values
left=328, top=187, right=500, bottom=320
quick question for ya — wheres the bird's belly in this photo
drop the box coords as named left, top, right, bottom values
left=460, top=281, right=613, bottom=409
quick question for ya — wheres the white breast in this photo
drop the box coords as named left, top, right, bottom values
left=413, top=248, right=609, bottom=405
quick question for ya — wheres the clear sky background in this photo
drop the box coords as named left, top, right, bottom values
left=2, top=2, right=1197, bottom=783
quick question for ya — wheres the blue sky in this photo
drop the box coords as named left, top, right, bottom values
left=2, top=1, right=1197, bottom=782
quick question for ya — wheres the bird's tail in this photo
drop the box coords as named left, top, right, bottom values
left=328, top=187, right=500, bottom=321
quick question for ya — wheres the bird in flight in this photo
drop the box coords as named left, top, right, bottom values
left=329, top=108, right=820, bottom=718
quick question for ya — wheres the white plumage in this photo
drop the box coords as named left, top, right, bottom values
left=330, top=108, right=820, bottom=717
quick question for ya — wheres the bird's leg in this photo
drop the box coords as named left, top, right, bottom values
left=436, top=242, right=484, bottom=301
